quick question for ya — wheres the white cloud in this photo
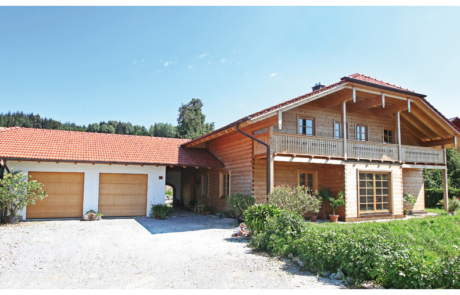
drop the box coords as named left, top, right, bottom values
left=133, top=60, right=137, bottom=64
left=142, top=60, right=145, bottom=62
left=164, top=62, right=169, bottom=67
left=233, top=50, right=236, bottom=53
left=188, top=65, right=196, bottom=69
left=270, top=73, right=276, bottom=77
left=207, top=61, right=211, bottom=64
left=221, top=59, right=228, bottom=63
left=198, top=53, right=209, bottom=58
left=238, top=103, right=244, bottom=107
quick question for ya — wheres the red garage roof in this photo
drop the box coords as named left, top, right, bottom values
left=0, top=127, right=223, bottom=167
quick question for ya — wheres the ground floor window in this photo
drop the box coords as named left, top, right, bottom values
left=220, top=172, right=230, bottom=197
left=201, top=174, right=209, bottom=197
left=298, top=170, right=317, bottom=194
left=359, top=172, right=390, bottom=212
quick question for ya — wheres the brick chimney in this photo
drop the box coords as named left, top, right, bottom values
left=312, top=83, right=325, bottom=91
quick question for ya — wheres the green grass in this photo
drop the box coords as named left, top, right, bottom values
left=426, top=207, right=449, bottom=215
left=316, top=214, right=460, bottom=261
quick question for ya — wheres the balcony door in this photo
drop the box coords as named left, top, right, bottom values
left=359, top=172, right=390, bottom=213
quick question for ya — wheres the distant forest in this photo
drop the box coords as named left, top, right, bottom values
left=0, top=99, right=214, bottom=139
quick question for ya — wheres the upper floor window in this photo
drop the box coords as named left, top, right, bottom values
left=335, top=122, right=343, bottom=139
left=384, top=129, right=394, bottom=144
left=356, top=125, right=367, bottom=141
left=299, top=118, right=315, bottom=136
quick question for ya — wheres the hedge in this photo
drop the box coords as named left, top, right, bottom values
left=425, top=188, right=460, bottom=208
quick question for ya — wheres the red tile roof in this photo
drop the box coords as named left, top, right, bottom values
left=0, top=127, right=223, bottom=167
left=183, top=73, right=460, bottom=146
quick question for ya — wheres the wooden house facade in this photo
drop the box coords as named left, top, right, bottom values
left=180, top=74, right=460, bottom=221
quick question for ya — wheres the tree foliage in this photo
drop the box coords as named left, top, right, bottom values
left=424, top=149, right=460, bottom=189
left=177, top=98, right=214, bottom=139
left=268, top=185, right=322, bottom=216
left=1, top=98, right=214, bottom=139
left=0, top=169, right=48, bottom=221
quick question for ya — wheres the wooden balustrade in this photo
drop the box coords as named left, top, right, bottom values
left=347, top=141, right=399, bottom=162
left=272, top=133, right=344, bottom=158
left=401, top=145, right=444, bottom=164
left=265, top=132, right=444, bottom=164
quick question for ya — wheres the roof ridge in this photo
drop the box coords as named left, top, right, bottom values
left=348, top=73, right=414, bottom=92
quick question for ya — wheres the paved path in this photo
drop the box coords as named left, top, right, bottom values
left=0, top=211, right=345, bottom=289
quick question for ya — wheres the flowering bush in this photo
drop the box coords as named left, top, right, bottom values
left=268, top=185, right=322, bottom=216
left=403, top=192, right=417, bottom=209
left=226, top=192, right=255, bottom=217
left=437, top=196, right=460, bottom=212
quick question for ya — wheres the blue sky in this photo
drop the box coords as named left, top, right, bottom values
left=1, top=6, right=460, bottom=129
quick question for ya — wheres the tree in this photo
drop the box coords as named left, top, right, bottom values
left=154, top=123, right=177, bottom=138
left=148, top=125, right=155, bottom=137
left=424, top=149, right=460, bottom=189
left=0, top=169, right=48, bottom=223
left=177, top=98, right=214, bottom=139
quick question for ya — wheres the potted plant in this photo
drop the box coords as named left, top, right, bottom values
left=403, top=193, right=417, bottom=215
left=403, top=208, right=408, bottom=218
left=0, top=169, right=48, bottom=224
left=83, top=210, right=103, bottom=221
left=328, top=191, right=345, bottom=222
left=318, top=187, right=332, bottom=220
left=188, top=200, right=198, bottom=211
left=204, top=205, right=213, bottom=215
left=311, top=215, right=317, bottom=222
left=150, top=204, right=169, bottom=219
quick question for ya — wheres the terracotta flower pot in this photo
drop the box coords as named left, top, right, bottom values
left=205, top=211, right=211, bottom=215
left=330, top=215, right=339, bottom=222
left=156, top=215, right=161, bottom=219
left=322, top=215, right=327, bottom=220
left=449, top=211, right=456, bottom=216
left=311, top=216, right=317, bottom=222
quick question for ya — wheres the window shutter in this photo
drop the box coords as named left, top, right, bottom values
left=366, top=124, right=370, bottom=142
left=296, top=115, right=300, bottom=135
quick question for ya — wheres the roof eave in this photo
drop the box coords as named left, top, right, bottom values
left=342, top=76, right=427, bottom=98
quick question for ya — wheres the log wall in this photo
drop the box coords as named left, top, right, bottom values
left=402, top=168, right=425, bottom=212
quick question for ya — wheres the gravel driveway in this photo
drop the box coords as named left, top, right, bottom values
left=0, top=210, right=345, bottom=289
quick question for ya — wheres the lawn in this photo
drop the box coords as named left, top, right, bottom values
left=316, top=214, right=460, bottom=261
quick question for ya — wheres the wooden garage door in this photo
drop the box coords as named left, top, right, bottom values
left=27, top=172, right=84, bottom=219
left=98, top=173, right=148, bottom=217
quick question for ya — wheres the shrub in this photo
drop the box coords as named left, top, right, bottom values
left=425, top=188, right=460, bottom=208
left=403, top=192, right=417, bottom=209
left=150, top=204, right=170, bottom=218
left=268, top=185, right=322, bottom=216
left=318, top=187, right=332, bottom=216
left=437, top=196, right=460, bottom=212
left=226, top=192, right=255, bottom=217
left=0, top=169, right=48, bottom=222
left=249, top=210, right=307, bottom=255
left=243, top=204, right=281, bottom=233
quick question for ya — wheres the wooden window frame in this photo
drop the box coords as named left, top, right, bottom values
left=356, top=124, right=369, bottom=142
left=297, top=170, right=318, bottom=191
left=219, top=171, right=230, bottom=198
left=357, top=171, right=392, bottom=214
left=201, top=174, right=209, bottom=198
left=383, top=129, right=395, bottom=144
left=333, top=120, right=349, bottom=139
left=297, top=116, right=315, bottom=136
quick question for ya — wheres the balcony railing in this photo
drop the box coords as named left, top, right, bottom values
left=269, top=132, right=445, bottom=164
left=272, top=133, right=344, bottom=158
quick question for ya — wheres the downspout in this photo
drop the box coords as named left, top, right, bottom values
left=235, top=122, right=271, bottom=198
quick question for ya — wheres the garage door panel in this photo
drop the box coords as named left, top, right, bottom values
left=99, top=173, right=148, bottom=185
left=98, top=173, right=147, bottom=217
left=99, top=183, right=147, bottom=195
left=29, top=172, right=84, bottom=184
left=27, top=172, right=84, bottom=219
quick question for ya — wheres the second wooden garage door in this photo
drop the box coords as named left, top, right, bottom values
left=98, top=173, right=148, bottom=217
left=27, top=172, right=84, bottom=219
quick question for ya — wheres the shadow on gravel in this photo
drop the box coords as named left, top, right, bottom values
left=132, top=209, right=239, bottom=235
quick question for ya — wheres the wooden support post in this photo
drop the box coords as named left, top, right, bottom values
left=269, top=126, right=275, bottom=194
left=352, top=87, right=356, bottom=102
left=342, top=101, right=347, bottom=159
left=278, top=110, right=282, bottom=129
left=443, top=145, right=449, bottom=211
left=397, top=112, right=402, bottom=162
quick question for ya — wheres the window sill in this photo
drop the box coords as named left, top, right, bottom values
left=220, top=196, right=227, bottom=199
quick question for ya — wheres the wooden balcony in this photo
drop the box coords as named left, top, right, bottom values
left=262, top=132, right=445, bottom=164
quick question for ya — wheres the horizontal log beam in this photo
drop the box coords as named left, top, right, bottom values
left=320, top=90, right=353, bottom=108
left=373, top=101, right=409, bottom=117
left=347, top=96, right=382, bottom=113
left=422, top=137, right=456, bottom=147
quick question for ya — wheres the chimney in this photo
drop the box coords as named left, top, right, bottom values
left=312, top=82, right=325, bottom=91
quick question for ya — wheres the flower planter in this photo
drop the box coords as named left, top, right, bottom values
left=311, top=216, right=317, bottom=222
left=329, top=215, right=339, bottom=222
left=83, top=214, right=102, bottom=221
left=322, top=215, right=327, bottom=220
left=205, top=211, right=211, bottom=216
left=449, top=211, right=456, bottom=216
left=6, top=215, right=20, bottom=224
